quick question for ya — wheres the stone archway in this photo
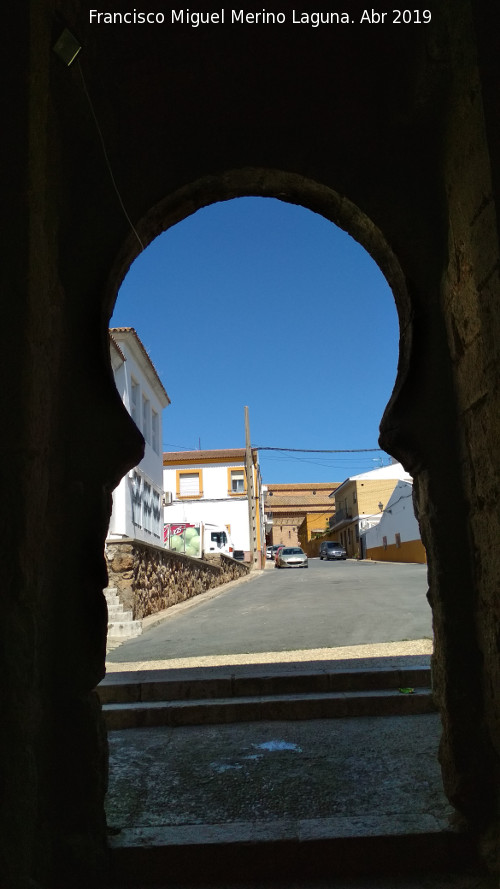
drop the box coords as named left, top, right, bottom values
left=104, top=166, right=494, bottom=831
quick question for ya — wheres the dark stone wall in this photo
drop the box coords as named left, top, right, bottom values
left=2, top=1, right=500, bottom=885
left=105, top=540, right=250, bottom=618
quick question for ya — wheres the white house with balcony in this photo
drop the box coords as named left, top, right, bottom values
left=163, top=448, right=265, bottom=563
left=108, top=327, right=170, bottom=545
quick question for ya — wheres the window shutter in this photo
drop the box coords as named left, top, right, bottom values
left=179, top=473, right=200, bottom=496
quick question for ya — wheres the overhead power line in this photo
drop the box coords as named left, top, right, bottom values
left=255, top=447, right=383, bottom=454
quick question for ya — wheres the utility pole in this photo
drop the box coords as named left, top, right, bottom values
left=244, top=406, right=259, bottom=568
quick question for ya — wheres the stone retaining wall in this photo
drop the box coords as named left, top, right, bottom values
left=105, top=539, right=250, bottom=619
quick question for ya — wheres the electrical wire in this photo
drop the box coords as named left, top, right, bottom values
left=382, top=492, right=413, bottom=511
left=77, top=59, right=145, bottom=251
left=256, top=447, right=383, bottom=453
left=163, top=442, right=203, bottom=452
left=164, top=444, right=384, bottom=456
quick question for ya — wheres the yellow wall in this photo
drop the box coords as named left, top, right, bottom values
left=357, top=479, right=399, bottom=515
left=335, top=479, right=401, bottom=519
left=304, top=513, right=329, bottom=538
left=297, top=513, right=331, bottom=554
left=366, top=539, right=427, bottom=564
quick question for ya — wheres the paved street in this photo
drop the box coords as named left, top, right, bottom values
left=106, top=560, right=432, bottom=666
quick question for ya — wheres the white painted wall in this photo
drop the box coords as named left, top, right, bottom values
left=362, top=480, right=419, bottom=548
left=108, top=331, right=169, bottom=545
left=163, top=462, right=250, bottom=552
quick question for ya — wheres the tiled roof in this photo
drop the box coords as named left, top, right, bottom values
left=163, top=448, right=258, bottom=465
left=109, top=327, right=170, bottom=405
left=109, top=334, right=125, bottom=361
left=266, top=483, right=339, bottom=491
left=265, top=494, right=336, bottom=508
left=164, top=448, right=244, bottom=460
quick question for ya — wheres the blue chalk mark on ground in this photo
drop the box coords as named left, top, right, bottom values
left=253, top=741, right=303, bottom=752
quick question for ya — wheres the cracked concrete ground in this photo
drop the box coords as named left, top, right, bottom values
left=106, top=713, right=448, bottom=830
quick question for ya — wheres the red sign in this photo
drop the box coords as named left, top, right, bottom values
left=164, top=522, right=197, bottom=543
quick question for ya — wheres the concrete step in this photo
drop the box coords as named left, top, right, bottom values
left=108, top=819, right=478, bottom=886
left=106, top=598, right=121, bottom=610
left=98, top=666, right=434, bottom=729
left=104, top=587, right=143, bottom=640
left=99, top=665, right=431, bottom=704
left=107, top=608, right=134, bottom=622
left=107, top=620, right=143, bottom=640
left=102, top=687, right=435, bottom=730
left=104, top=709, right=478, bottom=886
left=104, top=587, right=120, bottom=605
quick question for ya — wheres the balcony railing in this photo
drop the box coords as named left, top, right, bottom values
left=330, top=507, right=352, bottom=527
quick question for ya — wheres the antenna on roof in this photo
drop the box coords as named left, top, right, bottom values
left=198, top=438, right=201, bottom=450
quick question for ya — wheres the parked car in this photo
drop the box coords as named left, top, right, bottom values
left=274, top=544, right=286, bottom=564
left=276, top=546, right=308, bottom=568
left=267, top=544, right=282, bottom=560
left=319, top=540, right=347, bottom=561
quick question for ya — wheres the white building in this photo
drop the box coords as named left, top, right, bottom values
left=108, top=328, right=170, bottom=545
left=362, top=479, right=426, bottom=563
left=163, top=448, right=265, bottom=563
left=329, top=461, right=415, bottom=558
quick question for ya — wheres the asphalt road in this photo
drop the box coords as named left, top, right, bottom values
left=107, top=559, right=432, bottom=664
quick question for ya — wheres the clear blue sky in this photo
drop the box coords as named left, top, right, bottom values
left=111, top=197, right=399, bottom=485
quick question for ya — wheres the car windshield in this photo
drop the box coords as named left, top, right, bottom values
left=283, top=548, right=304, bottom=555
left=327, top=542, right=342, bottom=548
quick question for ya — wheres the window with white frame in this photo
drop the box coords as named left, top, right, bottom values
left=230, top=469, right=245, bottom=493
left=130, top=471, right=142, bottom=528
left=152, top=490, right=161, bottom=538
left=142, top=395, right=151, bottom=445
left=151, top=408, right=159, bottom=454
left=143, top=482, right=152, bottom=533
left=130, top=378, right=139, bottom=425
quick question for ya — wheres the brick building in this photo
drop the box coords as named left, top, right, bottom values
left=265, top=483, right=339, bottom=549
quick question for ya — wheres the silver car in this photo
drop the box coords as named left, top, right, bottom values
left=276, top=546, right=308, bottom=568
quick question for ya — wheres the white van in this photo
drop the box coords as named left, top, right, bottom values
left=204, top=523, right=234, bottom=556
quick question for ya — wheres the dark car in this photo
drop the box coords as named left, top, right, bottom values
left=319, top=540, right=347, bottom=560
